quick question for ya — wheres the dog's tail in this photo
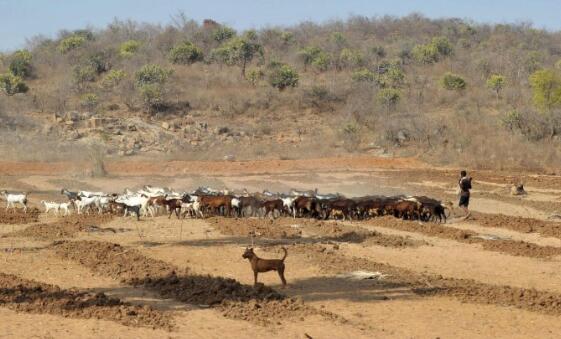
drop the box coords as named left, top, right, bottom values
left=281, top=247, right=288, bottom=261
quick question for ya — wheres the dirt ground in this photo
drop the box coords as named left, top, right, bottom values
left=2, top=156, right=561, bottom=338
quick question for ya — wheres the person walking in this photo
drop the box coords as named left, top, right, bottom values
left=458, top=170, right=472, bottom=219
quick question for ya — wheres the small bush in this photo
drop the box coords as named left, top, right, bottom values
left=119, top=40, right=142, bottom=57
left=101, top=69, right=126, bottom=89
left=267, top=63, right=299, bottom=90
left=0, top=73, right=29, bottom=96
left=377, top=88, right=401, bottom=113
left=339, top=48, right=363, bottom=69
left=58, top=35, right=86, bottom=54
left=135, top=64, right=172, bottom=86
left=72, top=64, right=97, bottom=90
left=247, top=67, right=264, bottom=86
left=80, top=93, right=98, bottom=111
left=352, top=68, right=376, bottom=82
left=486, top=74, right=506, bottom=98
left=168, top=41, right=203, bottom=65
left=412, top=43, right=439, bottom=64
left=212, top=26, right=236, bottom=42
left=139, top=83, right=166, bottom=112
left=86, top=52, right=111, bottom=74
left=440, top=72, right=467, bottom=91
left=9, top=50, right=33, bottom=78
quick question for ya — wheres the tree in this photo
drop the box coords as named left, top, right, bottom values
left=9, top=50, right=33, bottom=78
left=431, top=36, right=453, bottom=57
left=529, top=69, right=561, bottom=111
left=212, top=26, right=236, bottom=43
left=298, top=46, right=329, bottom=72
left=267, top=63, right=299, bottom=90
left=486, top=74, right=506, bottom=99
left=134, top=64, right=172, bottom=113
left=246, top=67, right=264, bottom=86
left=376, top=60, right=405, bottom=88
left=0, top=73, right=28, bottom=96
left=377, top=88, right=401, bottom=114
left=119, top=40, right=142, bottom=57
left=440, top=72, right=466, bottom=91
left=58, top=35, right=87, bottom=54
left=168, top=41, right=203, bottom=65
left=210, top=37, right=262, bottom=77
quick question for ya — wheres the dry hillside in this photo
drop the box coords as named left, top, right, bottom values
left=1, top=14, right=561, bottom=171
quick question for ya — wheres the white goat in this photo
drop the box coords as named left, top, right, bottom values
left=59, top=202, right=73, bottom=216
left=41, top=200, right=60, bottom=215
left=75, top=196, right=98, bottom=214
left=1, top=191, right=28, bottom=213
left=181, top=201, right=203, bottom=218
left=78, top=190, right=105, bottom=198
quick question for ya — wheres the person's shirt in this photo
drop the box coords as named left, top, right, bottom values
left=459, top=176, right=472, bottom=196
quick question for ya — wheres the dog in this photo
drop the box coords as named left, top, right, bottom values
left=242, top=247, right=287, bottom=287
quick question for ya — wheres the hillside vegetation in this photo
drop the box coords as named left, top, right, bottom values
left=1, top=14, right=561, bottom=171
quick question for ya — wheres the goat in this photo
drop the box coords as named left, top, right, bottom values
left=1, top=191, right=28, bottom=213
left=41, top=201, right=60, bottom=215
left=61, top=188, right=79, bottom=201
left=75, top=196, right=97, bottom=214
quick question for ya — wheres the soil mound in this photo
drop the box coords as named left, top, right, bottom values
left=0, top=208, right=40, bottom=224
left=471, top=212, right=561, bottom=239
left=8, top=214, right=113, bottom=240
left=208, top=217, right=303, bottom=239
left=279, top=242, right=561, bottom=316
left=52, top=240, right=322, bottom=325
left=0, top=273, right=171, bottom=329
left=366, top=217, right=561, bottom=258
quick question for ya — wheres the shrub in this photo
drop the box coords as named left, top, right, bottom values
left=212, top=26, right=236, bottom=43
left=80, top=93, right=98, bottom=111
left=431, top=36, right=453, bottom=56
left=311, top=52, right=330, bottom=72
left=101, top=69, right=126, bottom=89
left=0, top=73, right=29, bottom=96
left=298, top=46, right=330, bottom=72
left=267, top=63, right=299, bottom=90
left=135, top=64, right=172, bottom=86
left=247, top=67, right=264, bottom=86
left=339, top=48, right=363, bottom=69
left=529, top=69, right=561, bottom=111
left=168, top=41, right=203, bottom=65
left=9, top=50, right=33, bottom=78
left=376, top=60, right=405, bottom=88
left=72, top=64, right=97, bottom=90
left=58, top=35, right=86, bottom=54
left=86, top=52, right=111, bottom=74
left=352, top=68, right=376, bottom=82
left=440, top=72, right=467, bottom=91
left=139, top=83, right=165, bottom=112
left=377, top=88, right=401, bottom=113
left=486, top=74, right=506, bottom=98
left=412, top=43, right=439, bottom=64
left=119, top=40, right=142, bottom=57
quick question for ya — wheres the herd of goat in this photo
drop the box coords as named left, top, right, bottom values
left=1, top=186, right=449, bottom=223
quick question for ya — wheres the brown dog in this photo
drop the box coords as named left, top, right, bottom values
left=242, top=247, right=287, bottom=287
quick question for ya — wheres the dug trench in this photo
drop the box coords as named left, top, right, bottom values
left=0, top=272, right=172, bottom=329
left=50, top=240, right=340, bottom=326
left=262, top=242, right=561, bottom=316
left=362, top=216, right=561, bottom=259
